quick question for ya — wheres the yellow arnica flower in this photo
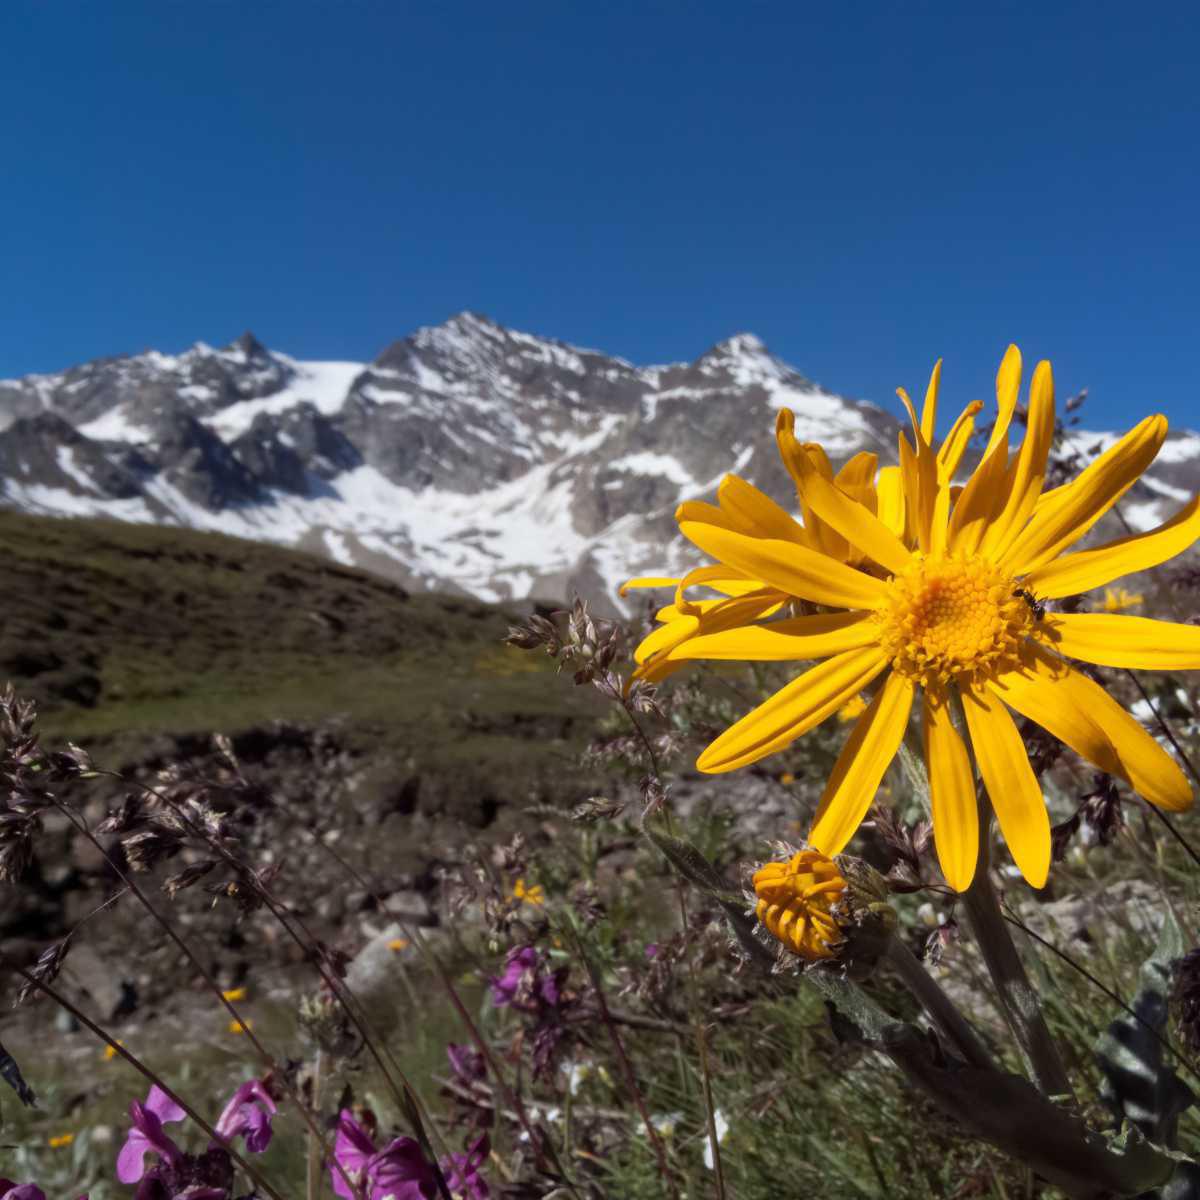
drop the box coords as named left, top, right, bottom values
left=48, top=1132, right=75, bottom=1148
left=1104, top=586, right=1144, bottom=612
left=627, top=347, right=1200, bottom=890
left=221, top=986, right=247, bottom=1003
left=753, top=849, right=847, bottom=959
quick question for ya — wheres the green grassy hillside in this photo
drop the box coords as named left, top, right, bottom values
left=0, top=510, right=600, bottom=808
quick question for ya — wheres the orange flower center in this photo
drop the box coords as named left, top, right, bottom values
left=876, top=554, right=1036, bottom=688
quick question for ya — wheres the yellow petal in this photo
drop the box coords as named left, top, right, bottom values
left=809, top=671, right=914, bottom=854
left=672, top=563, right=762, bottom=613
left=991, top=647, right=1192, bottom=812
left=876, top=465, right=906, bottom=538
left=633, top=591, right=786, bottom=683
left=919, top=359, right=942, bottom=445
left=947, top=347, right=1022, bottom=556
left=776, top=411, right=848, bottom=560
left=979, top=360, right=1055, bottom=560
left=620, top=576, right=679, bottom=595
left=668, top=611, right=878, bottom=661
left=1000, top=415, right=1168, bottom=575
left=835, top=451, right=880, bottom=495
left=717, top=474, right=810, bottom=544
left=636, top=592, right=780, bottom=662
left=936, top=400, right=984, bottom=481
left=898, top=432, right=938, bottom=553
left=922, top=692, right=979, bottom=891
left=780, top=436, right=911, bottom=574
left=961, top=683, right=1050, bottom=888
left=930, top=400, right=985, bottom=557
left=677, top=520, right=889, bottom=610
left=1022, top=494, right=1200, bottom=599
left=1044, top=612, right=1200, bottom=669
left=676, top=499, right=739, bottom=531
left=896, top=395, right=939, bottom=554
left=984, top=344, right=1023, bottom=460
left=696, top=647, right=889, bottom=773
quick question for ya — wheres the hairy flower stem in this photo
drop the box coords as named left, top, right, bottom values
left=961, top=808, right=1075, bottom=1101
left=882, top=938, right=997, bottom=1071
left=0, top=955, right=287, bottom=1200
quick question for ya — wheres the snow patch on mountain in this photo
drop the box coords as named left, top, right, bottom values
left=208, top=360, right=365, bottom=439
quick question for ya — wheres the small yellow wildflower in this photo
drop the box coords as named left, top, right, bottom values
left=837, top=694, right=868, bottom=722
left=221, top=986, right=247, bottom=1002
left=103, top=1039, right=124, bottom=1061
left=778, top=771, right=795, bottom=785
left=387, top=937, right=410, bottom=952
left=228, top=1018, right=253, bottom=1035
left=48, top=1132, right=75, bottom=1149
left=1103, top=586, right=1144, bottom=612
left=514, top=878, right=545, bottom=905
left=753, top=849, right=848, bottom=960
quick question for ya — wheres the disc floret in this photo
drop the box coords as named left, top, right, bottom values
left=876, top=553, right=1036, bottom=690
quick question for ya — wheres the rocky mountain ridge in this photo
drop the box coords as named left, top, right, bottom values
left=1, top=314, right=1196, bottom=608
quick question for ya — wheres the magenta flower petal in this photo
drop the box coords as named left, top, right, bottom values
left=442, top=1133, right=491, bottom=1199
left=330, top=1109, right=377, bottom=1199
left=368, top=1136, right=438, bottom=1200
left=117, top=1097, right=185, bottom=1184
left=214, top=1078, right=277, bottom=1154
left=144, top=1085, right=186, bottom=1125
left=2, top=1186, right=48, bottom=1200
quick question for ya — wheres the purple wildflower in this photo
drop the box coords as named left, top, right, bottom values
left=446, top=1042, right=486, bottom=1085
left=0, top=1185, right=53, bottom=1200
left=117, top=1085, right=186, bottom=1183
left=330, top=1109, right=438, bottom=1200
left=441, top=1133, right=491, bottom=1199
left=213, top=1078, right=277, bottom=1154
left=489, top=946, right=539, bottom=1008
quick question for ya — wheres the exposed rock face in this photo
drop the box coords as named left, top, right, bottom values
left=0, top=315, right=1192, bottom=608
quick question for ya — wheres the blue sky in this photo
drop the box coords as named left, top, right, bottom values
left=2, top=2, right=1197, bottom=429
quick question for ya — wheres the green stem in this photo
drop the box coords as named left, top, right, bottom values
left=883, top=938, right=996, bottom=1072
left=961, top=806, right=1075, bottom=1100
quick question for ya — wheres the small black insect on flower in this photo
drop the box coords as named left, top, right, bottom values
left=1012, top=587, right=1046, bottom=621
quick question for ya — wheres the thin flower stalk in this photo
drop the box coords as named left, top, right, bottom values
left=565, top=926, right=680, bottom=1200
left=307, top=834, right=580, bottom=1196
left=48, top=793, right=358, bottom=1199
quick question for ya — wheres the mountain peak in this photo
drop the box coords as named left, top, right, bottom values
left=695, top=332, right=774, bottom=366
left=223, top=331, right=271, bottom=362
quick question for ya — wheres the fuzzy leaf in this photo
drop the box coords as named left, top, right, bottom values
left=639, top=820, right=775, bottom=967
left=1096, top=909, right=1194, bottom=1149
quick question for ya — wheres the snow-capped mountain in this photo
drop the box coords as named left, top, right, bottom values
left=0, top=314, right=1195, bottom=609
